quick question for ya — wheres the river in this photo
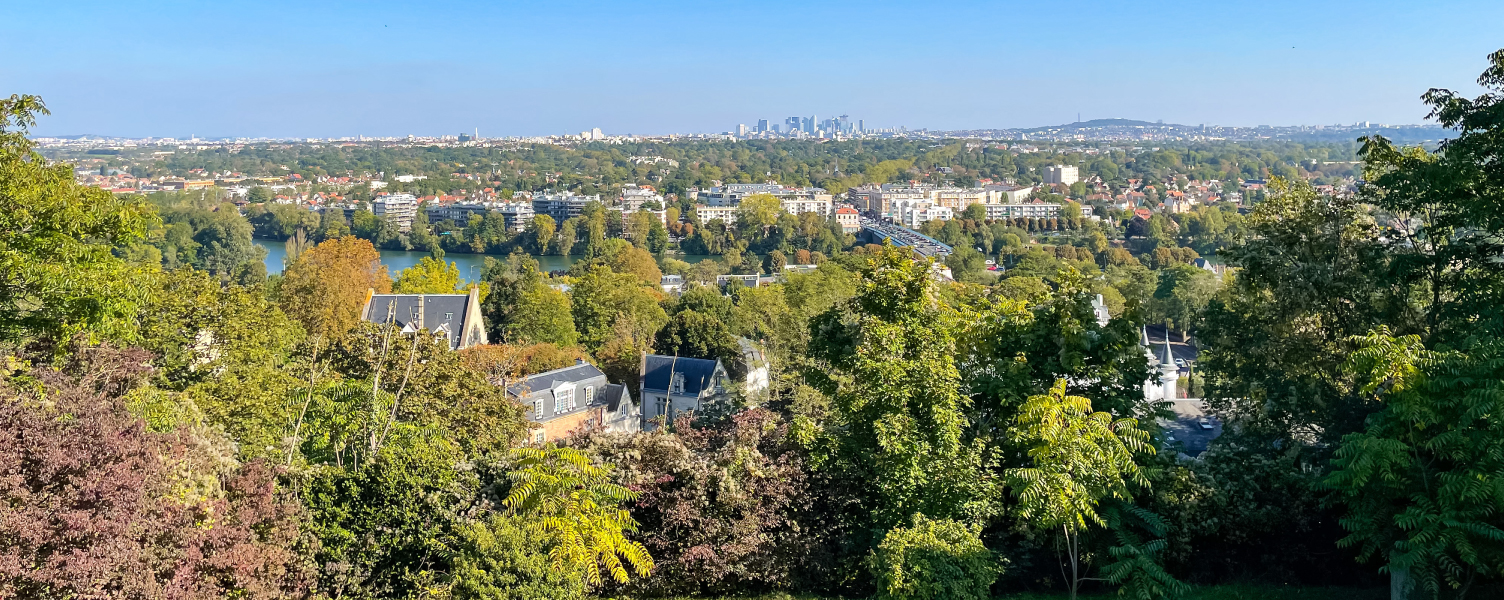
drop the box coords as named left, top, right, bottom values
left=254, top=239, right=720, bottom=282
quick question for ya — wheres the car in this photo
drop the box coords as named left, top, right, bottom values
left=1174, top=358, right=1187, bottom=368
left=1198, top=418, right=1215, bottom=430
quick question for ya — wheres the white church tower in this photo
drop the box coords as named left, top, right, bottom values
left=1140, top=326, right=1180, bottom=402
left=1156, top=336, right=1179, bottom=401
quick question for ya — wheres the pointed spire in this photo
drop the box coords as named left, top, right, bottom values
left=1141, top=325, right=1151, bottom=347
left=1159, top=336, right=1176, bottom=370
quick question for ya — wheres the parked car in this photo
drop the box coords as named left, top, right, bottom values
left=1198, top=418, right=1214, bottom=430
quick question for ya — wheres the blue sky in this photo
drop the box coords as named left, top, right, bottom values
left=3, top=0, right=1500, bottom=138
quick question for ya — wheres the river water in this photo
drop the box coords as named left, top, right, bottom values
left=254, top=239, right=719, bottom=282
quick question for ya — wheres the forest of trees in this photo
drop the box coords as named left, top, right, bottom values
left=4, top=50, right=1504, bottom=600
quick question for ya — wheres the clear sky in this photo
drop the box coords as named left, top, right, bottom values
left=3, top=0, right=1500, bottom=138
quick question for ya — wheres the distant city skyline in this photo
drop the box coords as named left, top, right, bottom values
left=4, top=1, right=1500, bottom=138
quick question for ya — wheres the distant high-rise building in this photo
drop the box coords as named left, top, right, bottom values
left=806, top=115, right=816, bottom=134
left=786, top=117, right=801, bottom=135
left=591, top=128, right=604, bottom=140
left=1042, top=165, right=1080, bottom=185
left=737, top=124, right=748, bottom=136
left=858, top=119, right=864, bottom=133
left=756, top=119, right=769, bottom=133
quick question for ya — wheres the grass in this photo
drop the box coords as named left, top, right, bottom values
left=997, top=584, right=1386, bottom=600
left=639, top=585, right=1388, bottom=600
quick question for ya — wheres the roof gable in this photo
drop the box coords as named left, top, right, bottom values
left=642, top=355, right=721, bottom=395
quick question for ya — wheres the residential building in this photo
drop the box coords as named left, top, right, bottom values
left=780, top=196, right=833, bottom=217
left=619, top=184, right=663, bottom=211
left=848, top=184, right=931, bottom=216
left=532, top=193, right=599, bottom=224
left=984, top=202, right=1062, bottom=220
left=424, top=201, right=535, bottom=231
left=493, top=202, right=537, bottom=231
left=982, top=184, right=1035, bottom=203
left=934, top=187, right=990, bottom=210
left=360, top=288, right=487, bottom=351
left=738, top=338, right=770, bottom=398
left=639, top=354, right=729, bottom=430
left=834, top=206, right=860, bottom=233
left=715, top=274, right=763, bottom=288
left=508, top=360, right=638, bottom=443
left=660, top=274, right=686, bottom=295
left=694, top=204, right=738, bottom=225
left=373, top=193, right=417, bottom=232
left=1043, top=165, right=1080, bottom=185
left=894, top=200, right=953, bottom=229
left=696, top=184, right=833, bottom=213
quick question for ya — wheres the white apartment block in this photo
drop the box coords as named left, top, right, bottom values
left=1043, top=165, right=1080, bottom=185
left=985, top=202, right=1062, bottom=220
left=780, top=197, right=833, bottom=217
left=373, top=193, right=417, bottom=232
left=694, top=204, right=738, bottom=225
left=893, top=199, right=953, bottom=229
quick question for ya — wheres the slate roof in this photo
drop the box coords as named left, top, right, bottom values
left=364, top=294, right=472, bottom=349
left=600, top=383, right=629, bottom=411
left=507, top=363, right=607, bottom=397
left=642, top=355, right=720, bottom=396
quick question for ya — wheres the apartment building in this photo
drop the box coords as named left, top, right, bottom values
left=373, top=193, right=417, bottom=232
left=531, top=193, right=600, bottom=224
left=1043, top=165, right=1080, bottom=185
left=985, top=202, right=1062, bottom=220
left=834, top=206, right=860, bottom=233
left=694, top=204, right=738, bottom=225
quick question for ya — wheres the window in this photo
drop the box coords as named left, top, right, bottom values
left=584, top=385, right=595, bottom=405
left=533, top=398, right=544, bottom=419
left=554, top=386, right=575, bottom=414
left=655, top=397, right=667, bottom=421
left=445, top=312, right=454, bottom=322
left=671, top=373, right=685, bottom=394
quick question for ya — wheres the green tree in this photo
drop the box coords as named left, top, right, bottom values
left=1004, top=380, right=1156, bottom=600
left=569, top=265, right=667, bottom=352
left=317, top=207, right=351, bottom=241
left=653, top=309, right=740, bottom=369
left=393, top=256, right=464, bottom=294
left=1326, top=330, right=1504, bottom=599
left=502, top=445, right=654, bottom=586
left=763, top=249, right=787, bottom=275
left=527, top=214, right=556, bottom=255
left=0, top=94, right=155, bottom=348
left=511, top=285, right=578, bottom=347
left=807, top=245, right=989, bottom=533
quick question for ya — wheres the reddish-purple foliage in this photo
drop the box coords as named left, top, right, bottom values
left=0, top=346, right=311, bottom=599
left=580, top=409, right=815, bottom=596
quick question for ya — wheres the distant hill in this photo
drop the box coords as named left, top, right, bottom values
left=1028, top=118, right=1181, bottom=131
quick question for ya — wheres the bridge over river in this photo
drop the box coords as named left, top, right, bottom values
left=858, top=218, right=953, bottom=259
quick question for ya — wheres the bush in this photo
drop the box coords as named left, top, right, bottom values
left=869, top=515, right=999, bottom=600
left=451, top=515, right=587, bottom=600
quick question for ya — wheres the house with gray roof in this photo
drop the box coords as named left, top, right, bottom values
left=639, top=353, right=729, bottom=430
left=508, top=360, right=638, bottom=443
left=359, top=287, right=487, bottom=351
left=361, top=287, right=487, bottom=351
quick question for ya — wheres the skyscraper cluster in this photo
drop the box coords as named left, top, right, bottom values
left=735, top=114, right=865, bottom=138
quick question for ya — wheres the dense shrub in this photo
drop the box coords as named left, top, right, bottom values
left=868, top=515, right=999, bottom=600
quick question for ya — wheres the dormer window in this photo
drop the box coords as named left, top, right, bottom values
left=671, top=373, right=685, bottom=394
